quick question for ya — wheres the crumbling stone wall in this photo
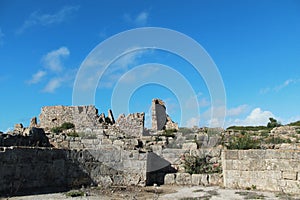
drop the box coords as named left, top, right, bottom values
left=222, top=149, right=300, bottom=194
left=151, top=99, right=178, bottom=131
left=116, top=113, right=145, bottom=138
left=39, top=105, right=102, bottom=130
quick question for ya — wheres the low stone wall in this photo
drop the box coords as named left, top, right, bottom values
left=222, top=149, right=300, bottom=194
left=164, top=173, right=221, bottom=186
left=0, top=146, right=148, bottom=196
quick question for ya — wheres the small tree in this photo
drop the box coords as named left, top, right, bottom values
left=267, top=118, right=281, bottom=128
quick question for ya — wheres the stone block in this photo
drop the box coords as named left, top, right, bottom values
left=164, top=173, right=175, bottom=185
left=182, top=142, right=197, bottom=150
left=224, top=150, right=239, bottom=160
left=175, top=173, right=191, bottom=185
left=209, top=173, right=220, bottom=186
left=282, top=171, right=297, bottom=180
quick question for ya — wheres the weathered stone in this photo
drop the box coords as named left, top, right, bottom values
left=164, top=173, right=175, bottom=184
left=175, top=173, right=191, bottom=185
left=282, top=171, right=297, bottom=180
left=151, top=99, right=178, bottom=131
left=182, top=142, right=197, bottom=150
left=29, top=117, right=37, bottom=128
left=39, top=105, right=103, bottom=130
left=116, top=112, right=144, bottom=138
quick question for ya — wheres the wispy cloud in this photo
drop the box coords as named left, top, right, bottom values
left=42, top=77, right=62, bottom=93
left=28, top=70, right=47, bottom=84
left=28, top=46, right=74, bottom=93
left=17, top=5, right=80, bottom=34
left=0, top=28, right=4, bottom=46
left=226, top=104, right=249, bottom=116
left=42, top=46, right=70, bottom=72
left=124, top=11, right=149, bottom=26
left=260, top=78, right=300, bottom=94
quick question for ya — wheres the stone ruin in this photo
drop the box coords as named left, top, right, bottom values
left=151, top=98, right=178, bottom=131
left=1, top=98, right=300, bottom=196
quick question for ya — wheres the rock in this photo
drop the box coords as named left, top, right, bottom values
left=108, top=109, right=115, bottom=124
left=182, top=142, right=198, bottom=150
left=175, top=173, right=191, bottom=185
left=29, top=117, right=37, bottom=128
left=151, top=99, right=178, bottom=131
left=164, top=173, right=176, bottom=184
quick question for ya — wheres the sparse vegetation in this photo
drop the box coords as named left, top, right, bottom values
left=226, top=132, right=260, bottom=150
left=183, top=154, right=222, bottom=174
left=65, top=190, right=84, bottom=197
left=66, top=131, right=79, bottom=137
left=162, top=129, right=177, bottom=138
left=227, top=126, right=271, bottom=132
left=288, top=120, right=300, bottom=126
left=265, top=136, right=292, bottom=144
left=50, top=122, right=75, bottom=134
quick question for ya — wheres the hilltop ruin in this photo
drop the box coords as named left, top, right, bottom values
left=0, top=98, right=300, bottom=197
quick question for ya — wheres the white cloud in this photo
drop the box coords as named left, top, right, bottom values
left=42, top=46, right=70, bottom=72
left=42, top=78, right=62, bottom=93
left=231, top=108, right=274, bottom=126
left=124, top=11, right=149, bottom=26
left=0, top=28, right=4, bottom=46
left=226, top=104, right=248, bottom=116
left=260, top=78, right=300, bottom=94
left=28, top=70, right=47, bottom=84
left=17, top=5, right=80, bottom=34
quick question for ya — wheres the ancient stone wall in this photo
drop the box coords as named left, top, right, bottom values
left=39, top=105, right=102, bottom=130
left=0, top=146, right=148, bottom=196
left=116, top=113, right=145, bottom=138
left=222, top=149, right=300, bottom=194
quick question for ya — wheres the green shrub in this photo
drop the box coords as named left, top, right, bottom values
left=51, top=126, right=63, bottom=134
left=162, top=129, right=177, bottom=138
left=227, top=133, right=260, bottom=150
left=67, top=131, right=79, bottom=137
left=61, top=122, right=75, bottom=130
left=267, top=118, right=281, bottom=128
left=184, top=154, right=221, bottom=174
left=50, top=122, right=75, bottom=134
left=65, top=190, right=84, bottom=197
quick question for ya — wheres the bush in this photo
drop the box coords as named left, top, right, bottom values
left=51, top=126, right=63, bottom=134
left=184, top=154, right=221, bottom=174
left=61, top=122, right=75, bottom=130
left=67, top=131, right=79, bottom=137
left=162, top=129, right=177, bottom=138
left=267, top=118, right=281, bottom=128
left=227, top=132, right=260, bottom=150
left=51, top=122, right=75, bottom=134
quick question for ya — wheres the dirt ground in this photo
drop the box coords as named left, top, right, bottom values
left=4, top=185, right=300, bottom=200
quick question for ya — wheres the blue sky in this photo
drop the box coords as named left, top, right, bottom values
left=0, top=0, right=300, bottom=131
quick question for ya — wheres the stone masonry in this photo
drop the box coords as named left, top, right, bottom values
left=39, top=105, right=102, bottom=130
left=116, top=113, right=145, bottom=138
left=151, top=99, right=178, bottom=131
left=222, top=149, right=300, bottom=194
